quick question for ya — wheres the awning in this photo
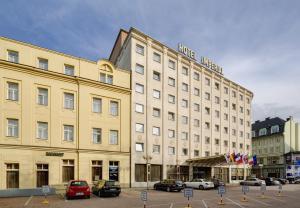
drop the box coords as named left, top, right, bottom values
left=186, top=155, right=227, bottom=167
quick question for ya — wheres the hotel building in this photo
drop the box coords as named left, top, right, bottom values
left=0, top=37, right=131, bottom=189
left=110, top=28, right=253, bottom=187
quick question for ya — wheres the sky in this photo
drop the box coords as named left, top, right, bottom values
left=1, top=0, right=300, bottom=122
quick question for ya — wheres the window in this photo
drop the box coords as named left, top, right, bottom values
left=215, top=82, right=220, bottom=90
left=109, top=161, right=119, bottom=181
left=7, top=119, right=19, bottom=137
left=232, top=90, right=236, bottom=98
left=232, top=116, right=236, bottom=123
left=64, top=93, right=74, bottom=110
left=63, top=125, right=74, bottom=141
left=246, top=145, right=250, bottom=150
left=224, top=140, right=228, bottom=147
left=92, top=160, right=103, bottom=181
left=135, top=164, right=146, bottom=182
left=215, top=138, right=220, bottom=145
left=182, top=132, right=188, bottom=140
left=168, top=94, right=175, bottom=104
left=215, top=125, right=220, bottom=132
left=205, top=137, right=210, bottom=144
left=92, top=98, right=102, bottom=113
left=224, top=127, right=228, bottom=134
left=182, top=148, right=188, bottom=156
left=205, top=78, right=210, bottom=86
left=205, top=122, right=210, bottom=129
left=232, top=129, right=236, bottom=136
left=215, top=96, right=220, bottom=104
left=205, top=151, right=210, bottom=157
left=167, top=112, right=174, bottom=122
left=153, top=89, right=160, bottom=99
left=205, top=107, right=210, bottom=115
left=135, top=103, right=144, bottom=113
left=194, top=134, right=200, bottom=142
left=232, top=142, right=236, bottom=148
left=247, top=97, right=250, bottom=104
left=252, top=131, right=256, bottom=137
left=240, top=143, right=243, bottom=149
left=136, top=44, right=144, bottom=55
left=135, top=64, right=144, bottom=74
left=36, top=164, right=49, bottom=187
left=153, top=145, right=160, bottom=153
left=168, top=60, right=175, bottom=69
left=37, top=88, right=48, bottom=106
left=6, top=163, right=19, bottom=188
left=100, top=73, right=106, bottom=82
left=168, top=129, right=175, bottom=138
left=64, top=65, right=74, bottom=76
left=135, top=83, right=144, bottom=94
left=194, top=119, right=200, bottom=127
left=240, top=94, right=243, bottom=101
left=135, top=123, right=144, bottom=133
left=182, top=83, right=188, bottom=92
left=194, top=88, right=200, bottom=96
left=182, top=116, right=188, bottom=124
left=194, top=103, right=200, bottom=112
left=92, top=128, right=101, bottom=144
left=62, top=160, right=74, bottom=182
left=152, top=127, right=160, bottom=136
left=109, top=130, right=118, bottom=144
left=8, top=50, right=19, bottom=63
left=182, top=67, right=188, bottom=75
left=153, top=52, right=161, bottom=63
left=224, top=113, right=228, bottom=120
left=205, top=92, right=210, bottom=100
left=271, top=125, right=279, bottom=134
left=7, top=82, right=19, bottom=101
left=194, top=150, right=199, bottom=157
left=215, top=110, right=220, bottom=118
left=110, top=101, right=119, bottom=116
left=247, top=133, right=250, bottom=139
left=182, top=99, right=188, bottom=108
left=224, top=87, right=228, bottom=94
left=259, top=128, right=267, bottom=136
left=168, top=147, right=175, bottom=155
left=168, top=77, right=175, bottom=86
left=193, top=72, right=200, bottom=80
left=239, top=131, right=243, bottom=137
left=232, top=103, right=236, bottom=110
left=107, top=75, right=113, bottom=84
left=224, top=100, right=228, bottom=107
left=38, top=58, right=48, bottom=70
left=240, top=119, right=244, bottom=125
left=247, top=109, right=250, bottom=115
left=153, top=108, right=161, bottom=117
left=37, top=122, right=48, bottom=139
left=240, top=106, right=243, bottom=113
left=136, top=143, right=144, bottom=152
left=153, top=71, right=161, bottom=81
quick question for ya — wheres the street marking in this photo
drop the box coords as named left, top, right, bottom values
left=270, top=196, right=285, bottom=203
left=202, top=199, right=208, bottom=208
left=248, top=196, right=270, bottom=206
left=226, top=197, right=246, bottom=208
left=169, top=203, right=173, bottom=208
left=24, top=196, right=33, bottom=207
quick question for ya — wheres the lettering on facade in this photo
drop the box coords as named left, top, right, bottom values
left=178, top=43, right=196, bottom=60
left=201, top=56, right=223, bottom=75
left=46, top=152, right=64, bottom=157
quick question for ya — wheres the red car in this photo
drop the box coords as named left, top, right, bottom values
left=66, top=180, right=91, bottom=199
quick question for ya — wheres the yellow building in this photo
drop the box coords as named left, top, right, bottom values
left=0, top=37, right=131, bottom=189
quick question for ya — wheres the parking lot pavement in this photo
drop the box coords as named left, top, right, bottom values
left=1, top=184, right=300, bottom=208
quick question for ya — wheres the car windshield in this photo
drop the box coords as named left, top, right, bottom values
left=202, top=179, right=210, bottom=182
left=175, top=181, right=183, bottom=185
left=105, top=181, right=116, bottom=186
left=70, top=181, right=88, bottom=186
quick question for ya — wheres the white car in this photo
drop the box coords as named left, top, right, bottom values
left=184, top=178, right=214, bottom=190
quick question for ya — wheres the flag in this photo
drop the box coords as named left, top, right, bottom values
left=253, top=155, right=257, bottom=166
left=235, top=153, right=241, bottom=164
left=236, top=153, right=244, bottom=164
left=230, top=152, right=235, bottom=162
left=248, top=155, right=253, bottom=165
left=242, top=154, right=248, bottom=164
left=224, top=152, right=230, bottom=163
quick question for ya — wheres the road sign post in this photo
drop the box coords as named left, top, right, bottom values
left=141, top=191, right=147, bottom=208
left=277, top=184, right=283, bottom=197
left=218, top=185, right=226, bottom=205
left=41, top=185, right=50, bottom=204
left=184, top=188, right=193, bottom=208
left=241, top=185, right=249, bottom=202
left=260, top=184, right=267, bottom=199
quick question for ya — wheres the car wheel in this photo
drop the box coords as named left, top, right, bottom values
left=98, top=190, right=101, bottom=197
left=199, top=185, right=204, bottom=190
left=166, top=187, right=171, bottom=192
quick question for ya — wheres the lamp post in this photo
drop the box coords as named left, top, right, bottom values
left=143, top=155, right=152, bottom=190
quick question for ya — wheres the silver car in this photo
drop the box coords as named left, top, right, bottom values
left=240, top=178, right=266, bottom=186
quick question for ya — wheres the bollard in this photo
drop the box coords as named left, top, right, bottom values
left=241, top=185, right=249, bottom=202
left=277, top=184, right=283, bottom=197
left=218, top=194, right=225, bottom=205
left=41, top=196, right=49, bottom=205
left=241, top=192, right=248, bottom=202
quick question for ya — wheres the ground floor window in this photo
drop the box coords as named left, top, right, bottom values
left=150, top=165, right=162, bottom=181
left=179, top=166, right=189, bottom=182
left=62, top=160, right=74, bottom=182
left=92, top=160, right=103, bottom=181
left=214, top=167, right=229, bottom=183
left=135, top=164, right=147, bottom=182
left=109, top=161, right=119, bottom=181
left=6, top=163, right=19, bottom=188
left=167, top=165, right=177, bottom=180
left=193, top=167, right=211, bottom=179
left=36, top=164, right=49, bottom=187
left=231, top=168, right=244, bottom=180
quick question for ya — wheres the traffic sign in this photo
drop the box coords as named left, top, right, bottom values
left=141, top=191, right=147, bottom=201
left=42, top=186, right=50, bottom=194
left=218, top=185, right=226, bottom=195
left=184, top=188, right=193, bottom=198
left=242, top=185, right=249, bottom=193
left=261, top=184, right=266, bottom=192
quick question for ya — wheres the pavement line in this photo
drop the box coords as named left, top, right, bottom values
left=202, top=199, right=208, bottom=208
left=248, top=196, right=270, bottom=206
left=270, top=196, right=285, bottom=203
left=226, top=197, right=246, bottom=208
left=24, top=196, right=33, bottom=207
left=169, top=203, right=173, bottom=208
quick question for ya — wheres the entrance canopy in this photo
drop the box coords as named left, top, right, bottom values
left=187, top=155, right=227, bottom=167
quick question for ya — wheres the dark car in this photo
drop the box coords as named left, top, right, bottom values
left=66, top=180, right=91, bottom=200
left=154, top=179, right=184, bottom=192
left=265, top=177, right=280, bottom=186
left=276, top=178, right=288, bottom=185
left=212, top=178, right=225, bottom=188
left=92, top=180, right=121, bottom=197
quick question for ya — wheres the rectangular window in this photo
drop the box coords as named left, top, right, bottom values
left=7, top=82, right=19, bottom=101
left=38, top=58, right=48, bottom=70
left=135, top=164, right=146, bottom=182
left=215, top=125, right=220, bottom=132
left=168, top=60, right=175, bottom=69
left=64, top=93, right=74, bottom=110
left=224, top=113, right=228, bottom=120
left=92, top=160, right=103, bottom=181
left=153, top=89, right=160, bottom=99
left=232, top=116, right=236, bottom=123
left=232, top=90, right=236, bottom=98
left=8, top=50, right=19, bottom=63
left=135, top=143, right=144, bottom=152
left=194, top=150, right=199, bottom=157
left=224, top=140, right=228, bottom=147
left=182, top=67, right=188, bottom=75
left=62, top=160, right=74, bottom=182
left=100, top=73, right=106, bottom=82
left=205, top=107, right=210, bottom=115
left=182, top=132, right=188, bottom=140
left=215, top=96, right=220, bottom=104
left=135, top=64, right=144, bottom=74
left=92, top=98, right=102, bottom=113
left=37, top=122, right=48, bottom=139
left=182, top=148, right=188, bottom=156
left=153, top=145, right=160, bottom=153
left=240, top=143, right=243, bottom=149
left=232, top=129, right=236, bottom=136
left=109, top=130, right=118, bottom=144
left=168, top=77, right=175, bottom=86
left=92, top=128, right=101, bottom=144
left=205, top=92, right=210, bottom=100
left=247, top=98, right=250, bottom=104
left=194, top=119, right=200, bottom=127
left=168, top=129, right=175, bottom=138
left=135, top=103, right=144, bottom=113
left=182, top=99, right=188, bottom=108
left=6, top=163, right=19, bottom=188
left=64, top=125, right=74, bottom=141
left=135, top=83, right=144, bottom=94
left=168, top=147, right=175, bottom=155
left=153, top=108, right=160, bottom=117
left=107, top=75, right=113, bottom=84
left=135, top=123, right=144, bottom=133
left=194, top=72, right=200, bottom=80
left=110, top=101, right=119, bottom=116
left=194, top=134, right=200, bottom=143
left=7, top=119, right=19, bottom=137
left=224, top=87, right=228, bottom=94
left=152, top=127, right=160, bottom=136
left=168, top=94, right=175, bottom=104
left=240, top=106, right=244, bottom=113
left=205, top=77, right=210, bottom=86
left=153, top=52, right=161, bottom=63
left=215, top=138, right=220, bottom=145
left=240, top=119, right=244, bottom=125
left=240, top=94, right=243, bottom=101
left=64, top=65, right=74, bottom=76
left=168, top=112, right=175, bottom=121
left=37, top=88, right=48, bottom=106
left=136, top=44, right=144, bottom=55
left=205, top=151, right=210, bottom=157
left=240, top=131, right=244, bottom=137
left=182, top=116, right=188, bottom=124
left=224, top=127, right=228, bottom=134
left=36, top=164, right=49, bottom=187
left=224, top=100, right=228, bottom=107
left=109, top=161, right=119, bottom=181
left=215, top=110, right=220, bottom=118
left=205, top=122, right=210, bottom=129
left=194, top=88, right=200, bottom=96
left=205, top=136, right=210, bottom=144
left=153, top=71, right=161, bottom=81
left=232, top=103, right=236, bottom=110
left=215, top=82, right=220, bottom=90
left=194, top=103, right=200, bottom=112
left=182, top=83, right=188, bottom=92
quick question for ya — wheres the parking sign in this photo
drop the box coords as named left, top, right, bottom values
left=279, top=184, right=282, bottom=190
left=42, top=186, right=50, bottom=195
left=242, top=185, right=249, bottom=193
left=141, top=191, right=147, bottom=201
left=261, top=184, right=266, bottom=192
left=184, top=188, right=193, bottom=198
left=218, top=185, right=226, bottom=195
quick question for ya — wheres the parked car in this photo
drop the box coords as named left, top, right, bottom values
left=184, top=178, right=214, bottom=190
left=294, top=178, right=300, bottom=184
left=92, top=180, right=121, bottom=197
left=240, top=178, right=266, bottom=186
left=276, top=178, right=288, bottom=185
left=66, top=180, right=91, bottom=200
left=212, top=178, right=225, bottom=188
left=265, top=177, right=280, bottom=186
left=154, top=179, right=184, bottom=192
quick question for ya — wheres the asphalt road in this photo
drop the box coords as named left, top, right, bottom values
left=1, top=184, right=300, bottom=208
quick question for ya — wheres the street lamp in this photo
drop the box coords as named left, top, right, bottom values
left=143, top=155, right=152, bottom=190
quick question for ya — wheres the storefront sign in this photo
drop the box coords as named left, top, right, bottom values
left=201, top=56, right=223, bottom=75
left=178, top=43, right=196, bottom=60
left=46, top=152, right=64, bottom=157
